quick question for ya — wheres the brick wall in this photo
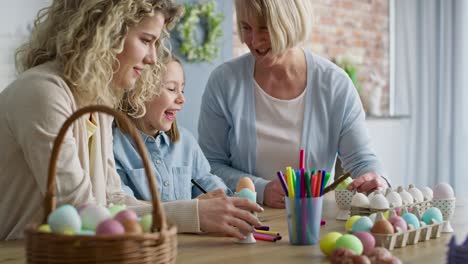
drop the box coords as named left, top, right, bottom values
left=233, top=0, right=390, bottom=115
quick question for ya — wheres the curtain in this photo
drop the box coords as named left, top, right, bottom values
left=394, top=0, right=468, bottom=197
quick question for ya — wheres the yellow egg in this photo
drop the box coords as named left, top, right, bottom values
left=122, top=219, right=143, bottom=234
left=320, top=232, right=342, bottom=256
left=236, top=177, right=255, bottom=192
left=345, top=216, right=361, bottom=231
left=37, top=224, right=51, bottom=233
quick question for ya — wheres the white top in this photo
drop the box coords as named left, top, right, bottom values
left=254, top=80, right=306, bottom=181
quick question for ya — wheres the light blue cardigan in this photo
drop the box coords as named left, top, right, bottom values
left=198, top=50, right=385, bottom=204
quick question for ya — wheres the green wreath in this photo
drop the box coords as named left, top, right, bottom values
left=176, top=1, right=224, bottom=63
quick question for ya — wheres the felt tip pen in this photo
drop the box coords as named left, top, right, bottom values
left=191, top=179, right=207, bottom=194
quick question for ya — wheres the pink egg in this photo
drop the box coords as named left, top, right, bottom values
left=388, top=216, right=407, bottom=232
left=353, top=232, right=376, bottom=255
left=96, top=219, right=125, bottom=235
left=114, top=209, right=138, bottom=224
left=433, top=183, right=455, bottom=199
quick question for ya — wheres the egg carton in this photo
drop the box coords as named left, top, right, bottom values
left=372, top=219, right=445, bottom=250
left=350, top=200, right=432, bottom=217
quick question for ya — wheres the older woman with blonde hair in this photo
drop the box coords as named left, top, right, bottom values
left=198, top=0, right=389, bottom=208
left=0, top=0, right=187, bottom=240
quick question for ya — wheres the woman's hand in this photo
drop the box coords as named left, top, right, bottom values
left=263, top=180, right=286, bottom=208
left=196, top=189, right=227, bottom=200
left=198, top=197, right=263, bottom=239
left=347, top=172, right=388, bottom=193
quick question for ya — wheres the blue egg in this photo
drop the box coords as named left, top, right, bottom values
left=421, top=207, right=443, bottom=225
left=47, top=204, right=82, bottom=233
left=401, top=213, right=420, bottom=229
left=351, top=216, right=374, bottom=232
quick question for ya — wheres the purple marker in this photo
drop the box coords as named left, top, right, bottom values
left=276, top=171, right=289, bottom=197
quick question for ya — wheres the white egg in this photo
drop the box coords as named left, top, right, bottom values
left=351, top=193, right=370, bottom=207
left=433, top=183, right=455, bottom=199
left=386, top=190, right=403, bottom=207
left=420, top=186, right=433, bottom=201
left=79, top=204, right=111, bottom=231
left=370, top=193, right=390, bottom=210
left=408, top=185, right=424, bottom=203
left=397, top=186, right=414, bottom=205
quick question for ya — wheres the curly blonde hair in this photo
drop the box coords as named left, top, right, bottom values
left=15, top=0, right=183, bottom=108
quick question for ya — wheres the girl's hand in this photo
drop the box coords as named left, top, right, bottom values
left=198, top=197, right=263, bottom=239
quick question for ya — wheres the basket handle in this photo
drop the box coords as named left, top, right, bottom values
left=42, top=105, right=166, bottom=232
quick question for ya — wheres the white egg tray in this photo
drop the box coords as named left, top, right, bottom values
left=350, top=200, right=432, bottom=217
left=372, top=219, right=445, bottom=250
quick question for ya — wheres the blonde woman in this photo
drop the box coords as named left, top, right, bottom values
left=198, top=0, right=389, bottom=209
left=0, top=0, right=186, bottom=240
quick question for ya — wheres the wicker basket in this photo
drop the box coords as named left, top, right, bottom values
left=24, top=105, right=177, bottom=264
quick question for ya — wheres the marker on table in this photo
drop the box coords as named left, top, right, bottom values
left=191, top=179, right=207, bottom=194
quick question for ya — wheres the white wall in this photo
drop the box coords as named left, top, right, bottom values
left=0, top=0, right=50, bottom=91
left=366, top=118, right=409, bottom=188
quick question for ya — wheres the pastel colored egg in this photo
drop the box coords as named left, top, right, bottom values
left=114, top=209, right=138, bottom=224
left=433, top=183, right=455, bottom=199
left=47, top=204, right=82, bottom=233
left=79, top=205, right=111, bottom=231
left=37, top=224, right=51, bottom=233
left=353, top=231, right=375, bottom=255
left=351, top=193, right=370, bottom=207
left=336, top=177, right=353, bottom=190
left=319, top=232, right=342, bottom=256
left=371, top=219, right=394, bottom=234
left=401, top=213, right=420, bottom=229
left=96, top=219, right=125, bottom=235
left=421, top=207, right=443, bottom=225
left=388, top=216, right=407, bottom=232
left=335, top=234, right=364, bottom=255
left=236, top=177, right=255, bottom=192
left=346, top=216, right=361, bottom=231
left=139, top=214, right=153, bottom=233
left=351, top=216, right=374, bottom=232
left=108, top=204, right=127, bottom=217
left=122, top=219, right=143, bottom=234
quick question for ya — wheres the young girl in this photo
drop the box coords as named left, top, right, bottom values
left=114, top=56, right=232, bottom=201
left=0, top=0, right=184, bottom=240
left=114, top=56, right=261, bottom=238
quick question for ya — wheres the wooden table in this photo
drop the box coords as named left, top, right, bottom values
left=1, top=194, right=466, bottom=264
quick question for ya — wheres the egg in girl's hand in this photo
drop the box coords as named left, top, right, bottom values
left=79, top=204, right=111, bottom=231
left=421, top=207, right=443, bottom=225
left=96, top=219, right=125, bottom=235
left=236, top=177, right=255, bottom=192
left=433, top=183, right=455, bottom=199
left=320, top=232, right=342, bottom=256
left=47, top=204, right=82, bottom=234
